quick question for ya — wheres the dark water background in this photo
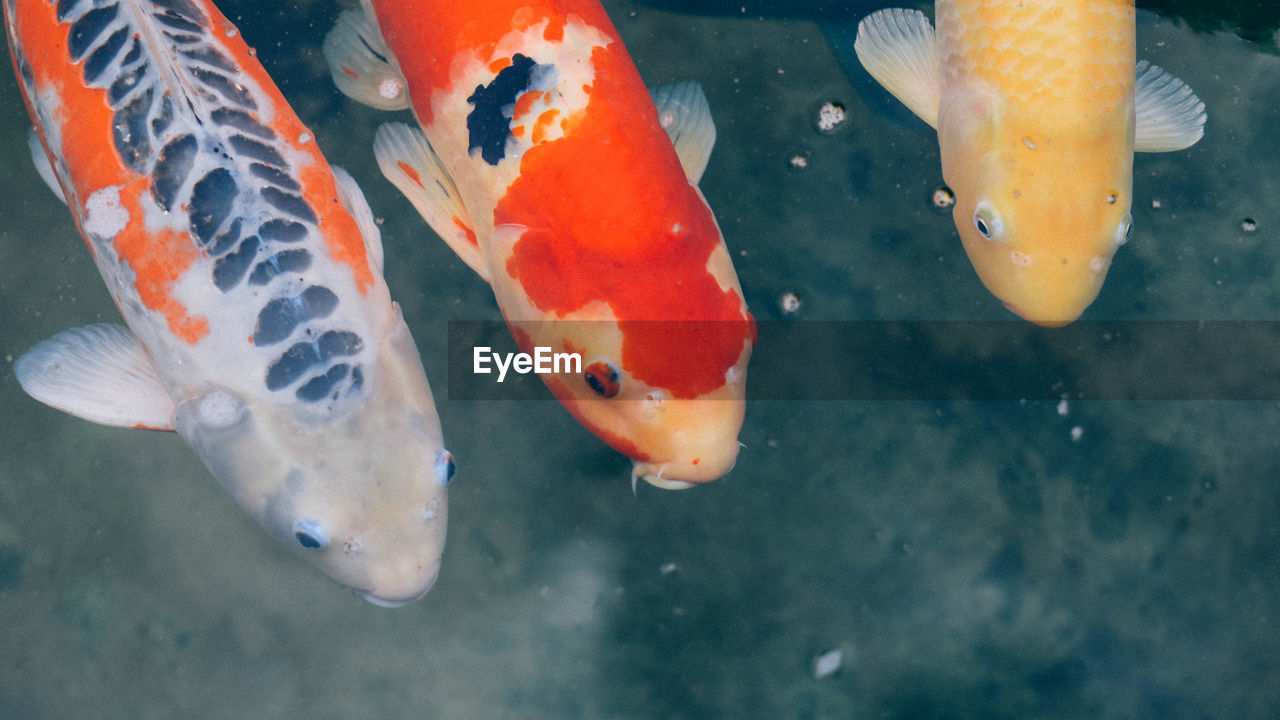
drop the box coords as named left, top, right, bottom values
left=1, top=1, right=1277, bottom=718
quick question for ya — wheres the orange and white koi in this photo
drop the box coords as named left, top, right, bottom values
left=4, top=0, right=453, bottom=606
left=323, top=0, right=755, bottom=488
left=856, top=2, right=1206, bottom=326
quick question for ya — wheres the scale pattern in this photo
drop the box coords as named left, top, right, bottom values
left=49, top=0, right=366, bottom=404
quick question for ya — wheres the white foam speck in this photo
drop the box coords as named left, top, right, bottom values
left=83, top=186, right=129, bottom=239
left=298, top=131, right=312, bottom=144
left=813, top=648, right=843, bottom=678
left=1056, top=398, right=1069, bottom=416
left=816, top=102, right=846, bottom=132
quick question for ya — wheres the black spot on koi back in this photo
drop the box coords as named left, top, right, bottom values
left=466, top=53, right=538, bottom=166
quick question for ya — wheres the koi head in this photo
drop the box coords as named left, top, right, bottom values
left=625, top=387, right=749, bottom=490
left=940, top=91, right=1135, bottom=327
left=509, top=311, right=752, bottom=490
left=174, top=311, right=451, bottom=607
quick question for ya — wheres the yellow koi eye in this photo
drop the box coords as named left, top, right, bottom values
left=585, top=361, right=621, bottom=398
left=973, top=201, right=1003, bottom=241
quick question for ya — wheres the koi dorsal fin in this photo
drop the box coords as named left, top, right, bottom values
left=650, top=81, right=717, bottom=186
left=373, top=122, right=489, bottom=282
left=322, top=8, right=411, bottom=111
left=15, top=324, right=176, bottom=430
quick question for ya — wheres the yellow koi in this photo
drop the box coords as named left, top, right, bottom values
left=856, top=1, right=1206, bottom=326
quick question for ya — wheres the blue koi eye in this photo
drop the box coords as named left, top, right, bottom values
left=585, top=361, right=621, bottom=398
left=293, top=519, right=328, bottom=549
left=435, top=450, right=456, bottom=486
left=973, top=201, right=1003, bottom=241
left=1115, top=213, right=1133, bottom=247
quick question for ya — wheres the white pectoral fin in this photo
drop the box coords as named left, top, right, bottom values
left=14, top=324, right=177, bottom=430
left=331, top=165, right=384, bottom=273
left=322, top=8, right=411, bottom=111
left=854, top=8, right=940, bottom=129
left=1134, top=60, right=1207, bottom=152
left=27, top=129, right=66, bottom=205
left=374, top=122, right=490, bottom=282
left=650, top=81, right=716, bottom=185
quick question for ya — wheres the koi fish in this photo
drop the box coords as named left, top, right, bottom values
left=855, top=2, right=1207, bottom=326
left=322, top=0, right=755, bottom=489
left=4, top=0, right=453, bottom=606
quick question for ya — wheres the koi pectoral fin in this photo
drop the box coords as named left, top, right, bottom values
left=650, top=81, right=717, bottom=185
left=374, top=122, right=490, bottom=282
left=331, top=166, right=384, bottom=274
left=27, top=129, right=66, bottom=205
left=854, top=8, right=941, bottom=130
left=322, top=8, right=411, bottom=112
left=1134, top=60, right=1207, bottom=152
left=14, top=323, right=177, bottom=431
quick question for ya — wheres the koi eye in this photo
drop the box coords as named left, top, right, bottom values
left=973, top=202, right=1003, bottom=240
left=293, top=519, right=329, bottom=549
left=434, top=449, right=456, bottom=486
left=1115, top=213, right=1133, bottom=247
left=585, top=361, right=621, bottom=398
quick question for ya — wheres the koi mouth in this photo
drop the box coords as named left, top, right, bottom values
left=358, top=567, right=440, bottom=608
left=1004, top=300, right=1075, bottom=328
left=641, top=474, right=697, bottom=491
left=632, top=461, right=707, bottom=491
